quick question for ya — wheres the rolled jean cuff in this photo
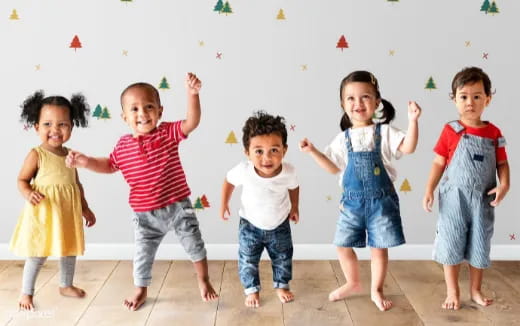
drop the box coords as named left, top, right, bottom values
left=244, top=285, right=261, bottom=295
left=134, top=278, right=152, bottom=288
left=273, top=282, right=289, bottom=290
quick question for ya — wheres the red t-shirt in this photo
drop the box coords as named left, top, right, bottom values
left=434, top=121, right=507, bottom=166
left=109, top=121, right=191, bottom=212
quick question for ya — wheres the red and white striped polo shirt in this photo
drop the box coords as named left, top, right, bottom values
left=109, top=121, right=191, bottom=212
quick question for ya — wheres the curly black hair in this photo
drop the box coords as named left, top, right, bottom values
left=242, top=111, right=288, bottom=150
left=20, top=90, right=90, bottom=127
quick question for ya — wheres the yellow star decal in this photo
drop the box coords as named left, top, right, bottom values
left=465, top=41, right=471, bottom=47
left=122, top=50, right=128, bottom=56
left=199, top=41, right=205, bottom=47
left=35, top=64, right=41, bottom=71
left=301, top=64, right=307, bottom=71
left=389, top=50, right=395, bottom=56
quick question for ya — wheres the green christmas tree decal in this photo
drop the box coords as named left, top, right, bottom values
left=193, top=197, right=204, bottom=210
left=276, top=9, right=286, bottom=20
left=121, top=0, right=133, bottom=2
left=225, top=131, right=238, bottom=145
left=100, top=107, right=111, bottom=120
left=387, top=0, right=399, bottom=2
left=213, top=0, right=224, bottom=13
left=480, top=0, right=490, bottom=13
left=400, top=178, right=412, bottom=194
left=488, top=1, right=499, bottom=14
left=92, top=104, right=103, bottom=119
left=425, top=76, right=437, bottom=90
left=158, top=77, right=170, bottom=90
left=9, top=9, right=20, bottom=20
left=221, top=1, right=233, bottom=15
left=336, top=35, right=349, bottom=51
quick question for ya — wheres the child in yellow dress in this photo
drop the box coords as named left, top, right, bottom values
left=10, top=91, right=96, bottom=311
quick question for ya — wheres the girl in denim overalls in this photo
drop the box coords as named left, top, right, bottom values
left=300, top=71, right=421, bottom=311
left=423, top=67, right=510, bottom=310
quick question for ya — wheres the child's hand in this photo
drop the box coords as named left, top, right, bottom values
left=26, top=190, right=44, bottom=205
left=422, top=192, right=434, bottom=212
left=220, top=204, right=231, bottom=221
left=83, top=207, right=96, bottom=227
left=408, top=101, right=422, bottom=122
left=289, top=208, right=299, bottom=224
left=488, top=184, right=509, bottom=207
left=299, top=138, right=315, bottom=153
left=66, top=150, right=89, bottom=168
left=185, top=72, right=202, bottom=95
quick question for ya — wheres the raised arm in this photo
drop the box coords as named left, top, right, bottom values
left=220, top=179, right=235, bottom=221
left=66, top=150, right=117, bottom=174
left=422, top=154, right=446, bottom=212
left=398, top=101, right=422, bottom=154
left=181, top=73, right=202, bottom=136
left=299, top=138, right=341, bottom=174
left=17, top=149, right=44, bottom=205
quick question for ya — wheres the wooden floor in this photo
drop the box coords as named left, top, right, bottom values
left=0, top=260, right=519, bottom=326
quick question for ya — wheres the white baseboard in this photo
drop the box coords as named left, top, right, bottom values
left=1, top=244, right=518, bottom=260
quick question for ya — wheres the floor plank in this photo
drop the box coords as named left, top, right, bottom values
left=146, top=260, right=224, bottom=326
left=390, top=261, right=491, bottom=325
left=76, top=260, right=170, bottom=326
left=215, top=261, right=283, bottom=326
left=492, top=261, right=520, bottom=294
left=0, top=261, right=12, bottom=274
left=0, top=261, right=58, bottom=325
left=331, top=260, right=423, bottom=326
left=7, top=261, right=118, bottom=326
left=284, top=261, right=353, bottom=326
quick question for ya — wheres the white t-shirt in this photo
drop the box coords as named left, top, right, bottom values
left=226, top=161, right=299, bottom=230
left=324, top=124, right=406, bottom=186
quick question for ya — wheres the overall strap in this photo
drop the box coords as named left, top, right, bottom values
left=374, top=123, right=382, bottom=152
left=448, top=120, right=465, bottom=134
left=344, top=128, right=353, bottom=152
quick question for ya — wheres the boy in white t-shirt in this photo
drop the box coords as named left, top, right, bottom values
left=220, top=111, right=299, bottom=308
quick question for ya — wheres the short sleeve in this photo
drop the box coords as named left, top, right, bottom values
left=226, top=162, right=246, bottom=186
left=285, top=163, right=299, bottom=190
left=495, top=128, right=508, bottom=162
left=108, top=140, right=122, bottom=171
left=167, top=121, right=187, bottom=142
left=387, top=125, right=406, bottom=159
left=324, top=132, right=346, bottom=171
left=434, top=124, right=451, bottom=158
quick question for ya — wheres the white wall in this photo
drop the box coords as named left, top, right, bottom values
left=1, top=0, right=518, bottom=258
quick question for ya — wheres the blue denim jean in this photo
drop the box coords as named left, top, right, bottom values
left=238, top=217, right=293, bottom=295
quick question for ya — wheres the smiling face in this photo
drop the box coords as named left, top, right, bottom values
left=35, top=104, right=72, bottom=154
left=341, top=82, right=381, bottom=128
left=454, top=81, right=491, bottom=127
left=121, top=86, right=163, bottom=137
left=246, top=133, right=287, bottom=178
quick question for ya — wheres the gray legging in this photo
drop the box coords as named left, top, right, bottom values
left=21, top=256, right=76, bottom=295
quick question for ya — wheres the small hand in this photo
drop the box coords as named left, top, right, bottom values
left=83, top=207, right=96, bottom=227
left=26, top=190, right=45, bottom=205
left=66, top=150, right=89, bottom=168
left=186, top=72, right=202, bottom=95
left=299, top=138, right=315, bottom=153
left=289, top=209, right=299, bottom=224
left=408, top=101, right=422, bottom=122
left=220, top=204, right=231, bottom=221
left=488, top=184, right=509, bottom=207
left=422, top=193, right=434, bottom=212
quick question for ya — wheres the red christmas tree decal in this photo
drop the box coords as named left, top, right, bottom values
left=201, top=195, right=210, bottom=208
left=70, top=35, right=82, bottom=51
left=336, top=35, right=349, bottom=51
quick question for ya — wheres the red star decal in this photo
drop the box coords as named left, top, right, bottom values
left=482, top=52, right=489, bottom=59
left=216, top=52, right=223, bottom=59
left=290, top=124, right=296, bottom=131
left=510, top=234, right=516, bottom=240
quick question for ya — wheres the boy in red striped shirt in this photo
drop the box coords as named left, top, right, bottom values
left=67, top=73, right=217, bottom=310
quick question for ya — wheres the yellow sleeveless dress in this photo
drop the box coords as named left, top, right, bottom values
left=10, top=146, right=85, bottom=257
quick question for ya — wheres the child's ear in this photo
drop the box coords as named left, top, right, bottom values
left=485, top=95, right=492, bottom=107
left=120, top=111, right=126, bottom=122
left=34, top=123, right=39, bottom=132
left=159, top=106, right=163, bottom=118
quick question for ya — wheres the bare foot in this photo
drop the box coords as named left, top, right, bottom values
left=19, top=294, right=34, bottom=311
left=123, top=287, right=147, bottom=311
left=371, top=290, right=393, bottom=311
left=245, top=292, right=260, bottom=308
left=276, top=288, right=294, bottom=303
left=198, top=278, right=219, bottom=302
left=59, top=286, right=86, bottom=298
left=328, top=283, right=362, bottom=302
left=442, top=292, right=460, bottom=310
left=471, top=290, right=493, bottom=307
